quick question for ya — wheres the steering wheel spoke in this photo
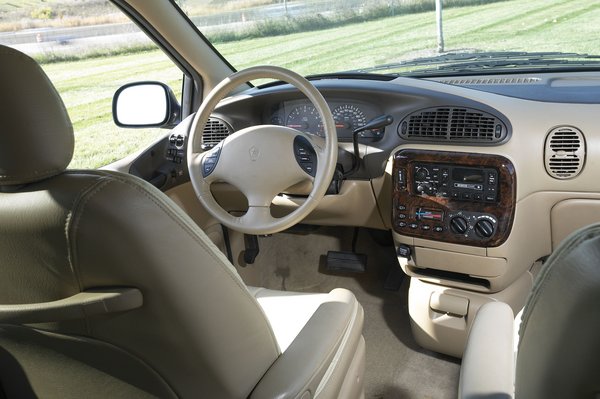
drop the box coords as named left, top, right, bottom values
left=238, top=206, right=276, bottom=229
left=187, top=66, right=338, bottom=235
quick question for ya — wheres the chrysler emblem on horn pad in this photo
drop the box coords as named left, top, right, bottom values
left=249, top=145, right=260, bottom=161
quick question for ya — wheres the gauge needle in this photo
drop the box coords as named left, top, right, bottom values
left=287, top=124, right=303, bottom=128
left=335, top=124, right=345, bottom=128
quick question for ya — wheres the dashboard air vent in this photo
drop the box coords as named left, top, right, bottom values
left=202, top=117, right=233, bottom=150
left=398, top=107, right=508, bottom=144
left=443, top=77, right=542, bottom=85
left=544, top=126, right=585, bottom=179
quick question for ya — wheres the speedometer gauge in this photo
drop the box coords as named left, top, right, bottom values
left=286, top=104, right=323, bottom=136
left=332, top=104, right=367, bottom=136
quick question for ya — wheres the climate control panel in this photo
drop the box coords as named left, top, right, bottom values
left=392, top=150, right=516, bottom=247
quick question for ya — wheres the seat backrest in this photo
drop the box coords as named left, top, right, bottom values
left=0, top=45, right=280, bottom=398
left=516, top=223, right=600, bottom=398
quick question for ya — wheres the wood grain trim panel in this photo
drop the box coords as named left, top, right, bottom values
left=392, top=150, right=516, bottom=247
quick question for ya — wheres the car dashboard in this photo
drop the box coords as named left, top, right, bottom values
left=122, top=70, right=600, bottom=355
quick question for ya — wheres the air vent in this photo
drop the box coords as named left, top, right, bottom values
left=398, top=107, right=508, bottom=144
left=202, top=117, right=233, bottom=150
left=544, top=126, right=585, bottom=179
left=443, top=77, right=542, bottom=85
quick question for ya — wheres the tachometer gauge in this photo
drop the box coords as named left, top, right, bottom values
left=286, top=104, right=323, bottom=136
left=332, top=104, right=367, bottom=136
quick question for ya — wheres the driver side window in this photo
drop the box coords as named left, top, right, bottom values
left=0, top=2, right=183, bottom=169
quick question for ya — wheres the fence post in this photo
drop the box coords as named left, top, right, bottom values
left=436, top=0, right=444, bottom=53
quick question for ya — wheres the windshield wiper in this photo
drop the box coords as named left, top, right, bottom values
left=351, top=51, right=600, bottom=76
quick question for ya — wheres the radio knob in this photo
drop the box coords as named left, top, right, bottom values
left=474, top=219, right=494, bottom=238
left=450, top=216, right=468, bottom=234
left=416, top=184, right=425, bottom=193
left=415, top=167, right=428, bottom=181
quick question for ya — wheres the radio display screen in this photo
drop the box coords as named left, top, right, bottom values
left=452, top=167, right=485, bottom=183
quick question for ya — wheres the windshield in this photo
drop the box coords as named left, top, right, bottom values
left=179, top=0, right=600, bottom=77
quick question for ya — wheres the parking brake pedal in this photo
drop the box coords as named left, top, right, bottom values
left=325, top=251, right=367, bottom=273
left=243, top=234, right=260, bottom=265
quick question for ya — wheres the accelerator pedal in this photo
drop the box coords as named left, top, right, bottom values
left=325, top=251, right=367, bottom=274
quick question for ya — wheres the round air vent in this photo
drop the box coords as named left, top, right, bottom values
left=544, top=126, right=585, bottom=179
left=201, top=117, right=233, bottom=150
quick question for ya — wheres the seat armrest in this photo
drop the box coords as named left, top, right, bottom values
left=251, top=296, right=358, bottom=399
left=459, top=302, right=515, bottom=399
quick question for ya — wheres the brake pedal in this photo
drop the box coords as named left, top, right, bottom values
left=243, top=234, right=260, bottom=265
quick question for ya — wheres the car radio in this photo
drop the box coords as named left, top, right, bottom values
left=411, top=163, right=499, bottom=202
left=392, top=150, right=516, bottom=247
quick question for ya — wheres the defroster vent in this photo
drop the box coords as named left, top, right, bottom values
left=398, top=107, right=508, bottom=144
left=202, top=117, right=233, bottom=150
left=544, top=126, right=585, bottom=179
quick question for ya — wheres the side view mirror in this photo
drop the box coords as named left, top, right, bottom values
left=112, top=81, right=181, bottom=128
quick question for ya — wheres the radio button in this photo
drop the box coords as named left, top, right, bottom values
left=485, top=194, right=497, bottom=202
left=421, top=225, right=431, bottom=231
left=433, top=226, right=444, bottom=233
left=451, top=192, right=460, bottom=199
left=409, top=223, right=418, bottom=229
left=462, top=193, right=472, bottom=200
left=398, top=169, right=407, bottom=188
left=474, top=193, right=483, bottom=201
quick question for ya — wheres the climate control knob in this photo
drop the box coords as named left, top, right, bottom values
left=449, top=216, right=468, bottom=234
left=474, top=219, right=494, bottom=238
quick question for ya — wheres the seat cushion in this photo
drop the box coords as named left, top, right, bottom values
left=249, top=287, right=329, bottom=352
left=248, top=287, right=365, bottom=399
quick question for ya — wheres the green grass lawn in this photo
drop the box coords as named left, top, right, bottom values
left=39, top=0, right=600, bottom=169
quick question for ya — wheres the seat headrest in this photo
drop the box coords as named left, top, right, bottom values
left=0, top=45, right=74, bottom=185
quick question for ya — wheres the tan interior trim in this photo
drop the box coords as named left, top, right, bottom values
left=550, top=198, right=600, bottom=249
left=408, top=273, right=531, bottom=357
left=0, top=288, right=142, bottom=324
left=412, top=247, right=507, bottom=278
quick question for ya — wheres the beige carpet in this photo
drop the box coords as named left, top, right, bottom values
left=237, top=226, right=460, bottom=399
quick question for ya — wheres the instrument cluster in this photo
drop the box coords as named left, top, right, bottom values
left=268, top=99, right=384, bottom=141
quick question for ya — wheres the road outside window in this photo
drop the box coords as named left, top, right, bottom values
left=0, top=1, right=183, bottom=169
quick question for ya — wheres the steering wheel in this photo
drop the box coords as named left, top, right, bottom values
left=187, top=66, right=338, bottom=235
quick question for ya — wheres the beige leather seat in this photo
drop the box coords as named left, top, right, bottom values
left=459, top=223, right=600, bottom=399
left=0, top=45, right=365, bottom=399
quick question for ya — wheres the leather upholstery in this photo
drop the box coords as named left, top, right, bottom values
left=0, top=45, right=73, bottom=185
left=460, top=223, right=600, bottom=399
left=250, top=288, right=365, bottom=399
left=0, top=325, right=177, bottom=399
left=516, top=223, right=600, bottom=398
left=459, top=302, right=514, bottom=399
left=0, top=45, right=365, bottom=398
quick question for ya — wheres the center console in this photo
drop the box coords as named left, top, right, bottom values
left=391, top=149, right=520, bottom=358
left=392, top=149, right=516, bottom=247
